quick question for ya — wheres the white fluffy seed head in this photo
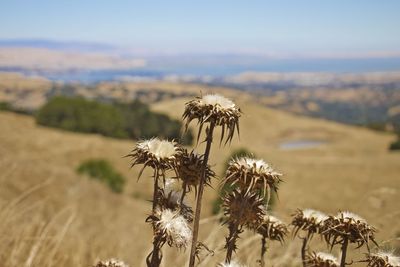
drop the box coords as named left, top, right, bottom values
left=374, top=251, right=400, bottom=266
left=234, top=157, right=281, bottom=176
left=316, top=252, right=339, bottom=265
left=337, top=211, right=366, bottom=223
left=267, top=215, right=284, bottom=225
left=138, top=138, right=177, bottom=159
left=302, top=209, right=329, bottom=224
left=157, top=209, right=192, bottom=248
left=201, top=94, right=236, bottom=109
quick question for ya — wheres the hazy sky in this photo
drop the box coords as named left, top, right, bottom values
left=1, top=0, right=400, bottom=56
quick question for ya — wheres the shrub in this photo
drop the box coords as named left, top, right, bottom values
left=389, top=137, right=400, bottom=151
left=36, top=97, right=127, bottom=138
left=35, top=96, right=193, bottom=145
left=77, top=159, right=125, bottom=193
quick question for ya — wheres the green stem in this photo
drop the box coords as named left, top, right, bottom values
left=188, top=122, right=215, bottom=267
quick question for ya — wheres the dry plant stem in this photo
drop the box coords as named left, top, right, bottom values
left=340, top=237, right=349, bottom=267
left=225, top=222, right=240, bottom=264
left=260, top=236, right=267, bottom=267
left=301, top=232, right=311, bottom=267
left=149, top=168, right=162, bottom=267
left=188, top=122, right=216, bottom=267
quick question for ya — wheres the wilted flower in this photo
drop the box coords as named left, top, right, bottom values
left=223, top=157, right=282, bottom=196
left=94, top=259, right=129, bottom=267
left=257, top=215, right=288, bottom=243
left=176, top=149, right=216, bottom=194
left=323, top=211, right=377, bottom=249
left=222, top=189, right=266, bottom=229
left=152, top=209, right=192, bottom=249
left=183, top=94, right=241, bottom=143
left=305, top=252, right=339, bottom=267
left=365, top=251, right=400, bottom=267
left=291, top=209, right=329, bottom=237
left=127, top=138, right=182, bottom=178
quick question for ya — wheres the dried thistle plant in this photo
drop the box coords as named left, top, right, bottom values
left=222, top=189, right=266, bottom=263
left=176, top=149, right=216, bottom=200
left=183, top=94, right=241, bottom=144
left=127, top=138, right=182, bottom=267
left=94, top=259, right=130, bottom=267
left=305, top=252, right=339, bottom=267
left=291, top=209, right=329, bottom=267
left=256, top=215, right=288, bottom=267
left=222, top=157, right=282, bottom=199
left=364, top=251, right=400, bottom=267
left=183, top=94, right=241, bottom=267
left=323, top=211, right=377, bottom=267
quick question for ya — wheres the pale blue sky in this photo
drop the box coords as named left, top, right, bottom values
left=1, top=0, right=400, bottom=55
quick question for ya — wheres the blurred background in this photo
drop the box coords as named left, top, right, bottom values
left=0, top=1, right=399, bottom=266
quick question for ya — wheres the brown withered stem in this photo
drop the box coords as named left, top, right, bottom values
left=188, top=121, right=215, bottom=267
left=183, top=94, right=241, bottom=267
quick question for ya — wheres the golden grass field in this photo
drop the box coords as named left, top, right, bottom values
left=1, top=89, right=400, bottom=266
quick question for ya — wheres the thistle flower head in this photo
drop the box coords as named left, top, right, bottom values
left=291, top=209, right=329, bottom=236
left=305, top=252, right=339, bottom=267
left=223, top=157, right=282, bottom=196
left=217, top=261, right=247, bottom=267
left=183, top=94, right=241, bottom=143
left=366, top=251, right=400, bottom=267
left=154, top=209, right=192, bottom=249
left=176, top=149, right=216, bottom=193
left=257, top=215, right=288, bottom=243
left=323, top=211, right=377, bottom=248
left=222, top=189, right=266, bottom=229
left=94, top=259, right=129, bottom=267
left=127, top=138, right=182, bottom=177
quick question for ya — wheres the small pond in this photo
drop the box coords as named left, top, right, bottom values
left=279, top=140, right=326, bottom=150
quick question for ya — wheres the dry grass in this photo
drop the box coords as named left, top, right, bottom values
left=1, top=90, right=400, bottom=266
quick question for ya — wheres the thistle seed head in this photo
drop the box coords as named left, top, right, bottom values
left=94, top=259, right=129, bottom=267
left=222, top=189, right=266, bottom=229
left=176, top=149, right=216, bottom=193
left=257, top=215, right=288, bottom=243
left=127, top=138, right=182, bottom=176
left=366, top=251, right=400, bottom=267
left=305, top=252, right=339, bottom=267
left=291, top=209, right=329, bottom=236
left=154, top=209, right=192, bottom=249
left=183, top=94, right=241, bottom=143
left=223, top=157, right=282, bottom=196
left=323, top=211, right=377, bottom=249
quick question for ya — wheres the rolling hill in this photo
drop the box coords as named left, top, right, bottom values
left=1, top=91, right=399, bottom=266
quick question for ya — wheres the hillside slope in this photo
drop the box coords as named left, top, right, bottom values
left=1, top=95, right=399, bottom=266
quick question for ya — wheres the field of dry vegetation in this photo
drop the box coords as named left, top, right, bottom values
left=1, top=81, right=399, bottom=266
